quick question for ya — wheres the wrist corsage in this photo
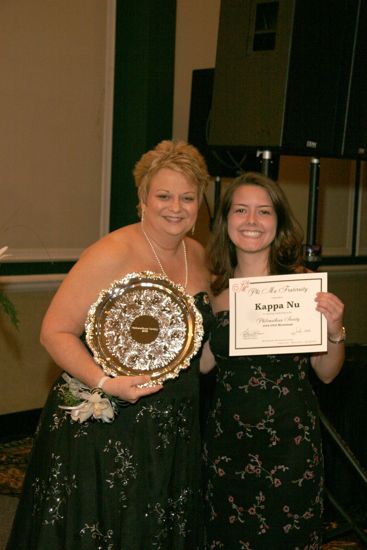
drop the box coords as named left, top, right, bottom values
left=59, top=373, right=119, bottom=423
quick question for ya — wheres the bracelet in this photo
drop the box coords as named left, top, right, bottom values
left=96, top=375, right=110, bottom=390
left=327, top=326, right=346, bottom=344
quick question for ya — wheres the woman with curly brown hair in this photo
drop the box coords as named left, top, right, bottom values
left=201, top=172, right=345, bottom=549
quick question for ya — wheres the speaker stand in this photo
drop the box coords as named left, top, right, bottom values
left=303, top=157, right=322, bottom=270
left=257, top=149, right=274, bottom=178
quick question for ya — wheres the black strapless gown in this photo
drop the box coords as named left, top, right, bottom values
left=7, top=292, right=213, bottom=550
left=203, top=311, right=323, bottom=549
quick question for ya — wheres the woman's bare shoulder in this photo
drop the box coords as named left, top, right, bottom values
left=186, top=236, right=208, bottom=262
left=80, top=224, right=140, bottom=263
left=63, top=225, right=143, bottom=290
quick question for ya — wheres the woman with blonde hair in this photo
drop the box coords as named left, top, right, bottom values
left=7, top=140, right=212, bottom=550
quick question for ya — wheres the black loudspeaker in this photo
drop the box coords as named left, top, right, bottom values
left=188, top=68, right=262, bottom=177
left=343, top=0, right=367, bottom=158
left=208, top=0, right=367, bottom=159
left=188, top=69, right=223, bottom=176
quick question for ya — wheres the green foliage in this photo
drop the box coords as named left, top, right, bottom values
left=0, top=290, right=19, bottom=329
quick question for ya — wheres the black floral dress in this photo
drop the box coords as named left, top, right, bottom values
left=7, top=293, right=213, bottom=550
left=203, top=311, right=324, bottom=550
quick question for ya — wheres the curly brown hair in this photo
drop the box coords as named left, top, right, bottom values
left=208, top=172, right=305, bottom=296
left=133, top=140, right=209, bottom=216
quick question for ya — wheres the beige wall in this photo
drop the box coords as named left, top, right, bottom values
left=0, top=278, right=61, bottom=414
left=0, top=0, right=115, bottom=415
left=0, top=0, right=114, bottom=262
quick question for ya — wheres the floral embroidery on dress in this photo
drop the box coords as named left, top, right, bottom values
left=135, top=399, right=192, bottom=449
left=32, top=453, right=78, bottom=525
left=227, top=490, right=269, bottom=536
left=235, top=453, right=289, bottom=486
left=208, top=541, right=225, bottom=549
left=49, top=408, right=90, bottom=438
left=49, top=410, right=67, bottom=431
left=211, top=455, right=232, bottom=478
left=103, top=440, right=137, bottom=505
left=147, top=487, right=193, bottom=547
left=218, top=369, right=235, bottom=392
left=293, top=411, right=318, bottom=446
left=239, top=365, right=293, bottom=396
left=292, top=442, right=323, bottom=488
left=281, top=489, right=323, bottom=538
left=232, top=405, right=279, bottom=446
left=208, top=397, right=224, bottom=439
left=80, top=523, right=114, bottom=549
left=216, top=314, right=229, bottom=328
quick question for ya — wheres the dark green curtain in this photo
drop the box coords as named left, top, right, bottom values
left=109, top=0, right=177, bottom=231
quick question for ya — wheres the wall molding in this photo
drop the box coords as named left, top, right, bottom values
left=3, top=248, right=84, bottom=263
left=323, top=264, right=367, bottom=273
left=0, top=274, right=64, bottom=292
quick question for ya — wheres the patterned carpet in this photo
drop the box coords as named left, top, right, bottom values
left=322, top=519, right=367, bottom=549
left=0, top=437, right=33, bottom=496
left=0, top=437, right=366, bottom=548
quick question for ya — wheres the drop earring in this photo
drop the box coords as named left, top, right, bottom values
left=191, top=223, right=196, bottom=235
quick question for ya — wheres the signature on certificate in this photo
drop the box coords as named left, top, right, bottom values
left=241, top=328, right=264, bottom=340
left=291, top=328, right=312, bottom=336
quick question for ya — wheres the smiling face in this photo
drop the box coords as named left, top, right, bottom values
left=227, top=184, right=277, bottom=258
left=142, top=167, right=199, bottom=238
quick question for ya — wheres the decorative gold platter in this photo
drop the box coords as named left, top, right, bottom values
left=85, top=272, right=203, bottom=384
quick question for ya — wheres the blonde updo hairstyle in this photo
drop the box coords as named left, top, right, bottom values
left=133, top=140, right=209, bottom=216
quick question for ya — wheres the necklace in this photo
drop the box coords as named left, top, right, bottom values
left=141, top=224, right=188, bottom=289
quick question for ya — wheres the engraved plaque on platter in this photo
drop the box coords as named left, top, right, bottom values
left=85, top=272, right=204, bottom=384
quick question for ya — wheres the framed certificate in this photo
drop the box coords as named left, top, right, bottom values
left=229, top=272, right=328, bottom=356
